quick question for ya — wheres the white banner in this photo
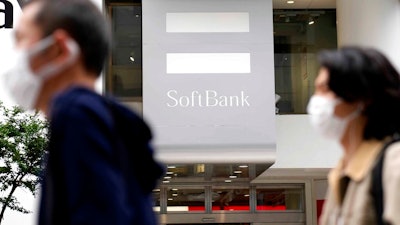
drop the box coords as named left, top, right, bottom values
left=143, top=0, right=276, bottom=164
left=0, top=0, right=22, bottom=106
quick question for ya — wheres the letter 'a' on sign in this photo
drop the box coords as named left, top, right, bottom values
left=143, top=0, right=276, bottom=165
left=0, top=0, right=13, bottom=29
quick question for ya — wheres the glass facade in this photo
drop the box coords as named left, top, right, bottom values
left=154, top=184, right=304, bottom=214
left=150, top=164, right=304, bottom=215
left=159, top=164, right=267, bottom=184
left=212, top=188, right=250, bottom=212
left=166, top=188, right=206, bottom=212
left=256, top=186, right=304, bottom=211
left=105, top=2, right=335, bottom=224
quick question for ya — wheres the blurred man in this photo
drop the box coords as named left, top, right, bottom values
left=2, top=0, right=164, bottom=224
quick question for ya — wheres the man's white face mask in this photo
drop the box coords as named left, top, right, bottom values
left=2, top=36, right=80, bottom=110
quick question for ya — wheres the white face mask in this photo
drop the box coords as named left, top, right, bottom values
left=2, top=36, right=80, bottom=110
left=307, top=95, right=360, bottom=141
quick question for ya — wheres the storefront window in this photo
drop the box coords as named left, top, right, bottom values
left=152, top=188, right=162, bottom=212
left=274, top=9, right=337, bottom=114
left=166, top=188, right=206, bottom=212
left=212, top=188, right=250, bottom=212
left=256, top=186, right=304, bottom=211
left=212, top=164, right=250, bottom=181
left=106, top=4, right=142, bottom=100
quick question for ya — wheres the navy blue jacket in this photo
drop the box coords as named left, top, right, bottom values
left=38, top=86, right=164, bottom=225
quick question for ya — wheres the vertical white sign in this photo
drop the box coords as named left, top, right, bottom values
left=0, top=0, right=21, bottom=106
left=143, top=0, right=276, bottom=164
left=0, top=2, right=103, bottom=225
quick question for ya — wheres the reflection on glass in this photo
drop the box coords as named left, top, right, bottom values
left=256, top=188, right=304, bottom=211
left=212, top=164, right=249, bottom=180
left=162, top=164, right=205, bottom=183
left=153, top=189, right=161, bottom=212
left=107, top=5, right=142, bottom=98
left=274, top=9, right=337, bottom=114
left=160, top=164, right=270, bottom=184
left=212, top=188, right=250, bottom=211
left=167, top=188, right=205, bottom=212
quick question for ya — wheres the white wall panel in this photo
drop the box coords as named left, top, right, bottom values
left=337, top=0, right=400, bottom=72
left=272, top=115, right=342, bottom=168
left=143, top=0, right=276, bottom=164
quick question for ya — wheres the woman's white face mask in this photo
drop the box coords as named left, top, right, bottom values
left=307, top=95, right=360, bottom=141
left=1, top=36, right=79, bottom=110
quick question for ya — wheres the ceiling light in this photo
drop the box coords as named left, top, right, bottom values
left=308, top=17, right=315, bottom=25
left=287, top=0, right=294, bottom=4
left=129, top=51, right=136, bottom=62
left=229, top=175, right=237, bottom=179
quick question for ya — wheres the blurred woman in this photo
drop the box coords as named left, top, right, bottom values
left=307, top=47, right=400, bottom=225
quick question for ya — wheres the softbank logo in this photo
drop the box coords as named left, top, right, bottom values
left=0, top=0, right=23, bottom=29
left=167, top=90, right=250, bottom=108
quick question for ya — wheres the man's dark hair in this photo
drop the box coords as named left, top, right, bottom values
left=318, top=47, right=400, bottom=140
left=31, top=0, right=110, bottom=76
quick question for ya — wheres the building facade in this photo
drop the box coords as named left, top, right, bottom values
left=0, top=0, right=399, bottom=224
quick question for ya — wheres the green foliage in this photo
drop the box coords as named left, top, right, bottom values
left=0, top=102, right=48, bottom=222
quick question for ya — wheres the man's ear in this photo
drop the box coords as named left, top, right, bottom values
left=30, top=30, right=80, bottom=77
left=52, top=29, right=80, bottom=65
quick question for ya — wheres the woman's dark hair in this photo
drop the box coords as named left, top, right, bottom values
left=30, top=0, right=111, bottom=76
left=318, top=47, right=400, bottom=140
